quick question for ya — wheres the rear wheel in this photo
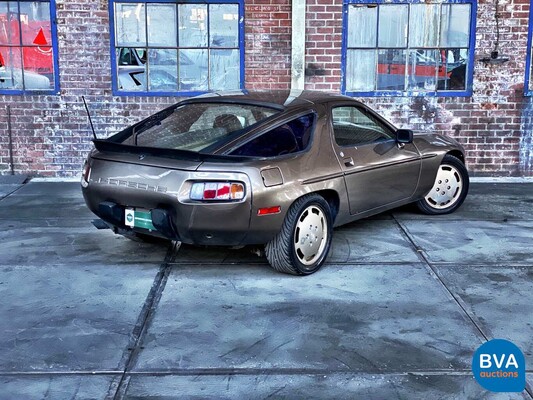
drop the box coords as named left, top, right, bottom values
left=416, top=154, right=469, bottom=215
left=265, top=194, right=332, bottom=275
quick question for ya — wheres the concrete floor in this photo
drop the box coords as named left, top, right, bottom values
left=0, top=181, right=531, bottom=399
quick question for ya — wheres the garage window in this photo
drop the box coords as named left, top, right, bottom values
left=342, top=0, right=476, bottom=97
left=0, top=0, right=59, bottom=94
left=111, top=0, right=244, bottom=95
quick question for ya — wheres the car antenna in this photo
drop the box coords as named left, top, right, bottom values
left=82, top=96, right=98, bottom=140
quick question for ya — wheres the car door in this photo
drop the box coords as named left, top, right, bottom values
left=329, top=103, right=421, bottom=215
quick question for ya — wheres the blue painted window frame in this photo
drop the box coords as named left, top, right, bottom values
left=524, top=1, right=533, bottom=96
left=109, top=0, right=245, bottom=97
left=341, top=0, right=477, bottom=97
left=0, top=0, right=60, bottom=95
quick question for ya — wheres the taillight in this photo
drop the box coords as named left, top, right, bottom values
left=81, top=161, right=91, bottom=188
left=190, top=182, right=245, bottom=201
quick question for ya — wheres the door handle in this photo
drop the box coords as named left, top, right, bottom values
left=343, top=157, right=354, bottom=167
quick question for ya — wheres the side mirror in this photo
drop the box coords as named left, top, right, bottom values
left=396, top=128, right=413, bottom=144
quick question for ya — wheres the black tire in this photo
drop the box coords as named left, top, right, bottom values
left=265, top=194, right=333, bottom=275
left=416, top=154, right=469, bottom=215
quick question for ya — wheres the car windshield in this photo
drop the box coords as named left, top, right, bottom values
left=122, top=103, right=280, bottom=152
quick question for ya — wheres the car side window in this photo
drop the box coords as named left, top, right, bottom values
left=332, top=106, right=394, bottom=147
left=230, top=113, right=315, bottom=157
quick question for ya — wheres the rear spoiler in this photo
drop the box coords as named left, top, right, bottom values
left=92, top=139, right=256, bottom=163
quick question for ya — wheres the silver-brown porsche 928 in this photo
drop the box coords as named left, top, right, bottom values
left=81, top=91, right=469, bottom=275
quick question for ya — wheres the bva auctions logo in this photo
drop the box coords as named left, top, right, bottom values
left=472, top=339, right=525, bottom=392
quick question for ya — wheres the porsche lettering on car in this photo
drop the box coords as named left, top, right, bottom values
left=81, top=91, right=469, bottom=275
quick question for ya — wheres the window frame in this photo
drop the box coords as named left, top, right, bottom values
left=109, top=0, right=245, bottom=97
left=340, top=0, right=477, bottom=98
left=0, top=0, right=60, bottom=95
left=525, top=1, right=533, bottom=95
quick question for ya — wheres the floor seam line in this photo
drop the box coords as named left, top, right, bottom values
left=391, top=215, right=491, bottom=343
left=108, top=241, right=180, bottom=400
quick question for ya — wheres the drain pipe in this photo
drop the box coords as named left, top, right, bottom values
left=291, top=0, right=306, bottom=90
left=7, top=105, right=15, bottom=175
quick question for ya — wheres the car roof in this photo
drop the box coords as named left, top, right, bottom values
left=188, top=90, right=360, bottom=111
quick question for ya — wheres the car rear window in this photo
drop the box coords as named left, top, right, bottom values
left=122, top=103, right=280, bottom=152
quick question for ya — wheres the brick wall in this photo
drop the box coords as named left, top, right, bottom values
left=0, top=0, right=532, bottom=177
left=245, top=0, right=292, bottom=89
left=303, top=0, right=533, bottom=177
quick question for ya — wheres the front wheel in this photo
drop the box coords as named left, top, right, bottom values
left=416, top=154, right=469, bottom=215
left=265, top=194, right=333, bottom=275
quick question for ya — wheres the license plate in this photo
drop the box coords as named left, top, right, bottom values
left=125, top=208, right=156, bottom=231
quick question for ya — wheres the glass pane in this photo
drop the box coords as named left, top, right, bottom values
left=378, top=5, right=408, bottom=48
left=347, top=5, right=377, bottom=48
left=332, top=107, right=392, bottom=146
left=147, top=4, right=176, bottom=47
left=0, top=2, right=21, bottom=45
left=346, top=49, right=375, bottom=91
left=440, top=4, right=471, bottom=48
left=148, top=48, right=177, bottom=91
left=377, top=49, right=406, bottom=91
left=210, top=49, right=240, bottom=90
left=409, top=4, right=439, bottom=47
left=116, top=47, right=146, bottom=91
left=19, top=1, right=51, bottom=46
left=179, top=49, right=207, bottom=91
left=407, top=49, right=438, bottom=91
left=0, top=46, right=22, bottom=89
left=115, top=3, right=146, bottom=47
left=437, top=48, right=468, bottom=91
left=22, top=45, right=53, bottom=89
left=179, top=4, right=208, bottom=47
left=209, top=4, right=239, bottom=48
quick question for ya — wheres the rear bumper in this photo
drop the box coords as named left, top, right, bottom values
left=98, top=201, right=180, bottom=240
left=82, top=182, right=254, bottom=246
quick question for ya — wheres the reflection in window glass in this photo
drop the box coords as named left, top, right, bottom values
left=344, top=1, right=473, bottom=95
left=409, top=4, right=439, bottom=48
left=148, top=48, right=178, bottom=91
left=209, top=4, right=239, bottom=48
left=437, top=49, right=468, bottom=90
left=346, top=49, right=375, bottom=91
left=0, top=2, right=20, bottom=45
left=377, top=49, right=406, bottom=90
left=147, top=4, right=176, bottom=47
left=115, top=3, right=146, bottom=47
left=210, top=49, right=240, bottom=90
left=440, top=4, right=471, bottom=47
left=407, top=49, right=439, bottom=91
left=0, top=1, right=57, bottom=92
left=179, top=4, right=208, bottom=47
left=20, top=1, right=51, bottom=46
left=0, top=46, right=22, bottom=89
left=180, top=49, right=207, bottom=91
left=113, top=1, right=242, bottom=93
left=347, top=5, right=377, bottom=48
left=378, top=5, right=407, bottom=48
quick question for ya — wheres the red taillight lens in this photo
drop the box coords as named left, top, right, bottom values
left=190, top=182, right=245, bottom=201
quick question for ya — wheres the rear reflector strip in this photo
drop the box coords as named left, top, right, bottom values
left=258, top=206, right=281, bottom=216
